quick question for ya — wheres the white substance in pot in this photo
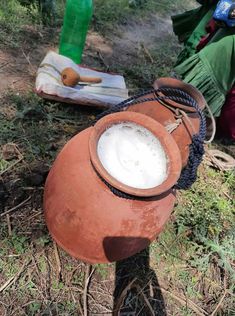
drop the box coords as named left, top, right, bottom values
left=97, top=122, right=168, bottom=189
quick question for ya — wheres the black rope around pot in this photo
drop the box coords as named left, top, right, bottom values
left=95, top=87, right=206, bottom=198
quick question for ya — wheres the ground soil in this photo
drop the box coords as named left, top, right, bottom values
left=0, top=14, right=175, bottom=94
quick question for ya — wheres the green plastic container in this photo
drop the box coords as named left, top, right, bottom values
left=59, top=0, right=93, bottom=64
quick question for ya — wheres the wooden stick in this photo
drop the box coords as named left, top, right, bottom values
left=141, top=43, right=154, bottom=63
left=0, top=157, right=23, bottom=176
left=77, top=298, right=84, bottom=316
left=0, top=258, right=32, bottom=293
left=0, top=276, right=15, bottom=293
left=222, top=191, right=233, bottom=201
left=113, top=278, right=137, bottom=316
left=53, top=241, right=62, bottom=281
left=197, top=272, right=235, bottom=299
left=83, top=265, right=95, bottom=316
left=6, top=214, right=12, bottom=236
left=0, top=62, right=9, bottom=69
left=97, top=51, right=110, bottom=71
left=0, top=196, right=31, bottom=217
left=135, top=284, right=155, bottom=316
left=26, top=210, right=43, bottom=221
left=211, top=292, right=227, bottom=316
left=21, top=48, right=35, bottom=75
left=156, top=286, right=208, bottom=316
left=0, top=143, right=23, bottom=176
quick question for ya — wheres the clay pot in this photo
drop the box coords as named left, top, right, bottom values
left=44, top=112, right=182, bottom=263
left=154, top=77, right=206, bottom=111
left=127, top=77, right=206, bottom=167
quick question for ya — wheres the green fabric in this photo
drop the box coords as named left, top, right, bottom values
left=171, top=7, right=204, bottom=43
left=175, top=31, right=235, bottom=117
left=173, top=7, right=216, bottom=66
left=172, top=1, right=219, bottom=65
left=172, top=0, right=218, bottom=41
left=172, top=0, right=235, bottom=117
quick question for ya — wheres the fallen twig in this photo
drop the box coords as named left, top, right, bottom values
left=1, top=143, right=24, bottom=176
left=26, top=210, right=43, bottom=221
left=0, top=62, right=9, bottom=70
left=222, top=190, right=233, bottom=201
left=70, top=291, right=83, bottom=315
left=6, top=214, right=12, bottom=236
left=53, top=241, right=62, bottom=281
left=113, top=277, right=137, bottom=316
left=135, top=284, right=155, bottom=316
left=197, top=273, right=235, bottom=299
left=78, top=298, right=84, bottom=316
left=140, top=43, right=154, bottom=63
left=0, top=258, right=32, bottom=293
left=0, top=157, right=23, bottom=176
left=0, top=276, right=15, bottom=293
left=0, top=196, right=31, bottom=217
left=21, top=48, right=35, bottom=76
left=83, top=265, right=95, bottom=316
left=97, top=51, right=110, bottom=71
left=210, top=292, right=227, bottom=316
left=156, top=285, right=208, bottom=316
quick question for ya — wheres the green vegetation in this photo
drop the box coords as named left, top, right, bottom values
left=0, top=0, right=40, bottom=48
left=93, top=0, right=194, bottom=34
left=0, top=92, right=97, bottom=165
left=150, top=166, right=235, bottom=314
left=0, top=0, right=194, bottom=48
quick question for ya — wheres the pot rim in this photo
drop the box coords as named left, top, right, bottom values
left=89, top=111, right=182, bottom=197
left=153, top=77, right=206, bottom=111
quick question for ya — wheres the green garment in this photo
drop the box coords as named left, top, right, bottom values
left=172, top=2, right=217, bottom=66
left=175, top=29, right=235, bottom=117
left=172, top=5, right=209, bottom=43
left=172, top=0, right=235, bottom=117
left=172, top=0, right=218, bottom=43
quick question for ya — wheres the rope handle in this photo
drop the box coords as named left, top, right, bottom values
left=203, top=102, right=216, bottom=144
left=96, top=88, right=202, bottom=120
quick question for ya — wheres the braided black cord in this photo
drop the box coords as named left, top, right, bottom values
left=95, top=87, right=206, bottom=198
left=95, top=88, right=199, bottom=121
left=175, top=92, right=206, bottom=189
left=101, top=176, right=145, bottom=200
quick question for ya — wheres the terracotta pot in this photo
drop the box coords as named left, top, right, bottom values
left=44, top=112, right=182, bottom=263
left=154, top=77, right=206, bottom=111
left=127, top=77, right=206, bottom=167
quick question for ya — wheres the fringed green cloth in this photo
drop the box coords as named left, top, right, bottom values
left=175, top=33, right=235, bottom=117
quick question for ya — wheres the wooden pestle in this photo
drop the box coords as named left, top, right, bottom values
left=61, top=67, right=102, bottom=87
